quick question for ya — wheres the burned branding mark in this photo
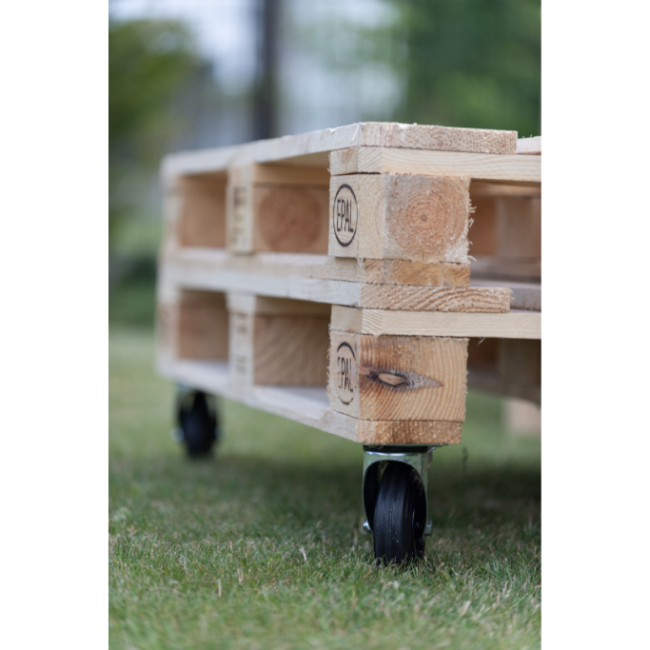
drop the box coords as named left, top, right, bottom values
left=361, top=368, right=442, bottom=391
left=332, top=184, right=358, bottom=247
left=335, top=341, right=357, bottom=405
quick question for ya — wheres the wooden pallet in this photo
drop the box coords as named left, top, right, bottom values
left=157, top=122, right=541, bottom=446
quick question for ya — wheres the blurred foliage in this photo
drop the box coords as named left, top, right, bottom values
left=109, top=19, right=200, bottom=244
left=297, top=0, right=540, bottom=136
left=390, top=0, right=541, bottom=136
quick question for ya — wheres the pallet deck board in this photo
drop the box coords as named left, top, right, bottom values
left=158, top=358, right=462, bottom=445
left=161, top=122, right=518, bottom=180
left=330, top=147, right=541, bottom=182
left=160, top=249, right=540, bottom=313
left=332, top=307, right=541, bottom=339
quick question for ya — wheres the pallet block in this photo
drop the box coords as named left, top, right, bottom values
left=226, top=164, right=330, bottom=254
left=228, top=294, right=331, bottom=386
left=329, top=173, right=471, bottom=264
left=164, top=173, right=227, bottom=250
left=157, top=289, right=229, bottom=363
left=328, top=329, right=468, bottom=422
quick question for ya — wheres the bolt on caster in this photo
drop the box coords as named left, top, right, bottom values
left=170, top=386, right=220, bottom=458
left=361, top=445, right=435, bottom=565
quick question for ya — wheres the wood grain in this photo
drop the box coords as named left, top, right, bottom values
left=331, top=306, right=540, bottom=339
left=174, top=176, right=226, bottom=248
left=230, top=312, right=329, bottom=386
left=228, top=294, right=330, bottom=386
left=329, top=173, right=471, bottom=263
left=227, top=163, right=329, bottom=254
left=157, top=290, right=229, bottom=362
left=161, top=122, right=518, bottom=180
left=162, top=249, right=515, bottom=312
left=330, top=147, right=541, bottom=183
left=157, top=357, right=464, bottom=445
left=328, top=330, right=468, bottom=421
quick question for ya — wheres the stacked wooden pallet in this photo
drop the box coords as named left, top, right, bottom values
left=156, top=122, right=541, bottom=446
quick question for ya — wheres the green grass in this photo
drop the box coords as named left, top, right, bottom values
left=110, top=326, right=540, bottom=649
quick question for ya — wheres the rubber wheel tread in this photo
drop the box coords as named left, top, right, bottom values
left=373, top=462, right=426, bottom=566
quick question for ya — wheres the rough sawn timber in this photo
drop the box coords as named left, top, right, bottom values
left=332, top=306, right=540, bottom=339
left=157, top=358, right=463, bottom=445
left=329, top=174, right=471, bottom=263
left=161, top=122, right=518, bottom=179
left=328, top=330, right=468, bottom=422
left=160, top=250, right=512, bottom=312
left=330, top=147, right=541, bottom=183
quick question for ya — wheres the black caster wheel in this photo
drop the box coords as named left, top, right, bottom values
left=175, top=390, right=219, bottom=458
left=373, top=462, right=427, bottom=566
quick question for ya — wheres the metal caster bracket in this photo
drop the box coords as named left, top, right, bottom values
left=361, top=445, right=435, bottom=537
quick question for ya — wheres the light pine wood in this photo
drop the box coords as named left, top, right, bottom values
left=356, top=420, right=462, bottom=445
left=160, top=249, right=513, bottom=312
left=172, top=176, right=227, bottom=248
left=468, top=194, right=497, bottom=256
left=357, top=284, right=510, bottom=312
left=226, top=164, right=329, bottom=254
left=331, top=306, right=540, bottom=339
left=157, top=290, right=229, bottom=363
left=470, top=278, right=541, bottom=311
left=360, top=259, right=470, bottom=286
left=329, top=173, right=471, bottom=263
left=227, top=294, right=331, bottom=316
left=328, top=330, right=468, bottom=421
left=228, top=294, right=330, bottom=386
left=161, top=122, right=518, bottom=180
left=166, top=249, right=470, bottom=288
left=517, top=136, right=542, bottom=155
left=157, top=357, right=463, bottom=445
left=330, top=147, right=541, bottom=183
left=229, top=163, right=330, bottom=186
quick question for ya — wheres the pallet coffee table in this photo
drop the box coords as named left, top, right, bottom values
left=156, top=122, right=541, bottom=565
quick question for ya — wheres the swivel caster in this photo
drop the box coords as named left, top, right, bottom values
left=362, top=446, right=434, bottom=566
left=171, top=388, right=220, bottom=458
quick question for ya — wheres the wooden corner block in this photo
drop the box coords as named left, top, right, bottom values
left=328, top=173, right=471, bottom=263
left=356, top=420, right=463, bottom=445
left=360, top=259, right=471, bottom=286
left=328, top=329, right=468, bottom=421
left=228, top=294, right=330, bottom=386
left=226, top=163, right=330, bottom=254
left=165, top=174, right=227, bottom=249
left=157, top=289, right=229, bottom=362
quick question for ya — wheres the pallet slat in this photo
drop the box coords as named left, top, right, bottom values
left=162, top=122, right=518, bottom=179
left=330, top=147, right=541, bottom=183
left=160, top=250, right=517, bottom=313
left=157, top=358, right=463, bottom=445
left=332, top=306, right=541, bottom=339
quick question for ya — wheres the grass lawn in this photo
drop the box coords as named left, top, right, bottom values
left=109, top=326, right=540, bottom=650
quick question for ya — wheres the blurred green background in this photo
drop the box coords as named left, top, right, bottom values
left=109, top=0, right=540, bottom=325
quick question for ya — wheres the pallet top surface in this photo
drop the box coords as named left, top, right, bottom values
left=163, top=122, right=540, bottom=179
